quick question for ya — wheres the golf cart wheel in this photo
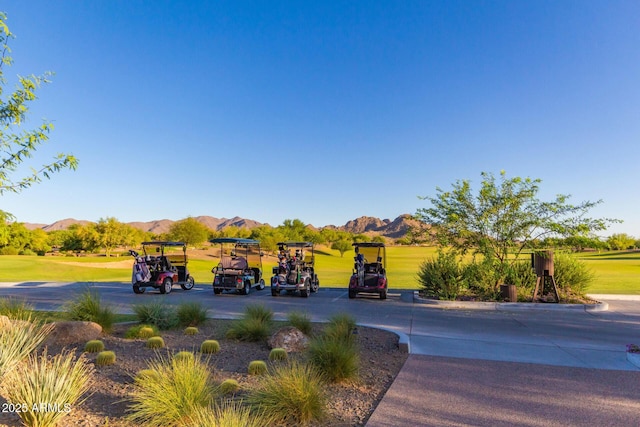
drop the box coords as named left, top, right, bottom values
left=300, top=278, right=311, bottom=298
left=257, top=279, right=265, bottom=291
left=159, top=278, right=173, bottom=294
left=181, top=276, right=195, bottom=290
left=380, top=289, right=387, bottom=300
left=213, top=287, right=222, bottom=295
left=133, top=284, right=145, bottom=294
left=348, top=290, right=356, bottom=299
left=311, top=277, right=319, bottom=293
left=242, top=280, right=251, bottom=295
left=271, top=288, right=278, bottom=297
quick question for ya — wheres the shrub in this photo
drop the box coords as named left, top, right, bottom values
left=96, top=351, right=116, bottom=366
left=174, top=351, right=195, bottom=363
left=200, top=340, right=220, bottom=354
left=269, top=348, right=288, bottom=361
left=186, top=400, right=273, bottom=427
left=0, top=297, right=33, bottom=320
left=65, top=287, right=115, bottom=333
left=247, top=361, right=326, bottom=426
left=287, top=311, right=312, bottom=336
left=128, top=353, right=214, bottom=426
left=323, top=313, right=357, bottom=345
left=146, top=336, right=165, bottom=349
left=176, top=302, right=208, bottom=327
left=184, top=326, right=199, bottom=335
left=219, top=379, right=240, bottom=395
left=4, top=349, right=93, bottom=427
left=0, top=318, right=53, bottom=377
left=248, top=360, right=267, bottom=375
left=226, top=317, right=270, bottom=342
left=84, top=340, right=105, bottom=353
left=245, top=304, right=273, bottom=324
left=554, top=252, right=595, bottom=297
left=308, top=335, right=359, bottom=383
left=133, top=301, right=178, bottom=330
left=417, top=250, right=465, bottom=300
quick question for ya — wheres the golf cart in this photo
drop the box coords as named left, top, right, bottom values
left=210, top=238, right=265, bottom=295
left=348, top=242, right=388, bottom=299
left=271, top=241, right=320, bottom=297
left=129, top=241, right=195, bottom=294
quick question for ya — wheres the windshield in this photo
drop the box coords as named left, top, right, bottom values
left=357, top=246, right=385, bottom=266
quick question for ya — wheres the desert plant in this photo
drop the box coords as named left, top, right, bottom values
left=323, top=313, right=357, bottom=345
left=417, top=250, right=465, bottom=300
left=133, top=301, right=178, bottom=330
left=308, top=335, right=359, bottom=383
left=174, top=351, right=195, bottom=363
left=245, top=304, right=273, bottom=324
left=554, top=252, right=595, bottom=297
left=186, top=400, right=273, bottom=427
left=269, top=348, right=288, bottom=361
left=247, top=361, right=327, bottom=426
left=146, top=336, right=165, bottom=349
left=200, top=340, right=220, bottom=354
left=0, top=318, right=53, bottom=377
left=287, top=311, right=312, bottom=336
left=96, top=350, right=116, bottom=366
left=248, top=360, right=267, bottom=375
left=135, top=369, right=160, bottom=382
left=0, top=297, right=33, bottom=320
left=125, top=324, right=159, bottom=339
left=4, top=349, right=93, bottom=427
left=218, top=379, right=240, bottom=395
left=84, top=339, right=105, bottom=353
left=65, top=287, right=115, bottom=332
left=184, top=326, right=199, bottom=335
left=226, top=317, right=271, bottom=342
left=176, top=302, right=208, bottom=327
left=128, top=353, right=214, bottom=426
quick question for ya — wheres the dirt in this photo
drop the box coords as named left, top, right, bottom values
left=0, top=321, right=408, bottom=427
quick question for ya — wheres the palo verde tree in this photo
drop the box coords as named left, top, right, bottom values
left=167, top=217, right=211, bottom=246
left=415, top=171, right=617, bottom=289
left=0, top=13, right=77, bottom=199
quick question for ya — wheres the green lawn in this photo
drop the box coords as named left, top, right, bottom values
left=0, top=247, right=638, bottom=294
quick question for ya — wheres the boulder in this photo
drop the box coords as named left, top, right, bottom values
left=44, top=321, right=102, bottom=346
left=268, top=326, right=308, bottom=353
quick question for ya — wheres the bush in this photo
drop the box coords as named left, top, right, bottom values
left=0, top=297, right=33, bottom=320
left=133, top=301, right=178, bottom=330
left=128, top=353, right=214, bottom=426
left=125, top=324, right=159, bottom=339
left=226, top=317, right=271, bottom=342
left=247, top=361, right=327, bottom=426
left=245, top=304, right=273, bottom=324
left=96, top=351, right=116, bottom=366
left=323, top=313, right=357, bottom=345
left=200, top=340, right=220, bottom=354
left=186, top=400, right=272, bottom=427
left=554, top=252, right=595, bottom=297
left=146, top=336, right=165, bottom=349
left=176, top=302, right=208, bottom=327
left=219, top=379, right=240, bottom=395
left=269, top=348, right=288, bottom=361
left=84, top=340, right=105, bottom=353
left=248, top=360, right=268, bottom=375
left=308, top=335, right=359, bottom=383
left=184, top=326, right=199, bottom=335
left=287, top=311, right=312, bottom=336
left=4, top=349, right=93, bottom=427
left=417, top=250, right=465, bottom=300
left=65, top=287, right=115, bottom=333
left=0, top=318, right=53, bottom=377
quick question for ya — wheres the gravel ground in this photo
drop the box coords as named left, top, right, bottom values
left=0, top=320, right=407, bottom=427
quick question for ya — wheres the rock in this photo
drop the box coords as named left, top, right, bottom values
left=45, top=321, right=102, bottom=346
left=268, top=326, right=309, bottom=353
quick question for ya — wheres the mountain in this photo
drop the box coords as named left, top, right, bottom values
left=339, top=214, right=418, bottom=239
left=41, top=218, right=94, bottom=232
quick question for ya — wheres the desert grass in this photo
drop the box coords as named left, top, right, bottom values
left=185, top=400, right=273, bottom=427
left=0, top=318, right=53, bottom=377
left=0, top=296, right=33, bottom=320
left=133, top=301, right=178, bottom=330
left=176, top=302, right=208, bottom=327
left=287, top=311, right=313, bottom=335
left=65, top=287, right=115, bottom=333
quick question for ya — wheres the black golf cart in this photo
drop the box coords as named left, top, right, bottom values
left=210, top=238, right=265, bottom=295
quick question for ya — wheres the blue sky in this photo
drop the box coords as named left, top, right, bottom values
left=3, top=1, right=639, bottom=236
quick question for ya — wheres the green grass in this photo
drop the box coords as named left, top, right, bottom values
left=2, top=247, right=639, bottom=293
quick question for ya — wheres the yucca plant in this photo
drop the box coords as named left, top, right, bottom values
left=174, top=351, right=195, bottom=363
left=248, top=360, right=267, bottom=375
left=96, top=351, right=116, bottom=366
left=128, top=353, right=214, bottom=426
left=146, top=336, right=165, bottom=349
left=176, top=302, right=208, bottom=327
left=184, top=326, right=199, bottom=335
left=218, top=379, right=240, bottom=395
left=4, top=349, right=93, bottom=427
left=287, top=311, right=313, bottom=336
left=185, top=400, right=273, bottom=427
left=247, top=361, right=327, bottom=426
left=269, top=348, right=288, bottom=361
left=84, top=339, right=105, bottom=353
left=0, top=318, right=53, bottom=377
left=200, top=340, right=220, bottom=354
left=65, top=287, right=115, bottom=333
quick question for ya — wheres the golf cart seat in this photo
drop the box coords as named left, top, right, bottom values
left=219, top=256, right=248, bottom=272
left=365, top=263, right=382, bottom=274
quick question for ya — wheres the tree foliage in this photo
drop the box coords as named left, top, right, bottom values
left=607, top=233, right=636, bottom=251
left=415, top=171, right=617, bottom=287
left=0, top=12, right=77, bottom=196
left=167, top=217, right=210, bottom=246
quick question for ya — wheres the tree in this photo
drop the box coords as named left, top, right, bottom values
left=415, top=171, right=617, bottom=288
left=607, top=233, right=636, bottom=251
left=167, top=217, right=210, bottom=246
left=94, top=217, right=132, bottom=256
left=0, top=13, right=77, bottom=196
left=331, top=239, right=352, bottom=257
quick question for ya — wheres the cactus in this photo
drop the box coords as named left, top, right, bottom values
left=84, top=339, right=105, bottom=353
left=248, top=360, right=267, bottom=375
left=96, top=350, right=116, bottom=366
left=146, top=336, right=165, bottom=349
left=200, top=339, right=220, bottom=354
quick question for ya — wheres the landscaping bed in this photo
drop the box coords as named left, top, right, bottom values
left=0, top=320, right=407, bottom=427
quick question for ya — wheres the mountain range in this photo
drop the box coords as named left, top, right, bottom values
left=23, top=214, right=418, bottom=239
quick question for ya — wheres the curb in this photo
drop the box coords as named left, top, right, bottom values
left=627, top=352, right=640, bottom=369
left=413, top=291, right=608, bottom=312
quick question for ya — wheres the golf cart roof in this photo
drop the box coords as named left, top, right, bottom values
left=209, top=238, right=260, bottom=245
left=142, top=241, right=186, bottom=247
left=352, top=242, right=386, bottom=248
left=277, top=241, right=313, bottom=248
